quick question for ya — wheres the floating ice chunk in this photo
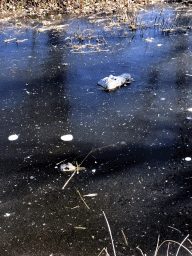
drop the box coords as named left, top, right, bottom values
left=185, top=157, right=191, bottom=161
left=160, top=98, right=165, bottom=101
left=4, top=213, right=11, bottom=217
left=98, top=73, right=134, bottom=91
left=60, top=163, right=76, bottom=172
left=61, top=134, right=73, bottom=141
left=8, top=134, right=19, bottom=141
left=187, top=108, right=192, bottom=112
left=60, top=162, right=85, bottom=174
left=145, top=37, right=154, bottom=42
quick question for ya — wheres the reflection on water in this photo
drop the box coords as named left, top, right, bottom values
left=0, top=23, right=71, bottom=164
left=1, top=4, right=192, bottom=256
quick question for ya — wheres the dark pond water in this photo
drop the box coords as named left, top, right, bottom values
left=1, top=4, right=192, bottom=256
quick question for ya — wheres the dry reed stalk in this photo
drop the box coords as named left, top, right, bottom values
left=168, top=226, right=192, bottom=245
left=136, top=246, right=145, bottom=256
left=76, top=188, right=90, bottom=210
left=154, top=235, right=160, bottom=256
left=121, top=229, right=128, bottom=246
left=62, top=171, right=76, bottom=190
left=98, top=247, right=110, bottom=256
left=168, top=226, right=182, bottom=233
left=166, top=242, right=170, bottom=256
left=155, top=237, right=192, bottom=256
left=176, top=234, right=189, bottom=256
left=102, top=211, right=116, bottom=256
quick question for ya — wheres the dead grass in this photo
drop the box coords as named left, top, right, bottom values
left=136, top=230, right=192, bottom=256
left=0, top=0, right=162, bottom=24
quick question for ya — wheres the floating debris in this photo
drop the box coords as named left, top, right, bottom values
left=61, top=162, right=76, bottom=172
left=92, top=169, right=96, bottom=174
left=83, top=193, right=98, bottom=197
left=37, top=24, right=68, bottom=32
left=76, top=188, right=90, bottom=210
left=16, top=39, right=28, bottom=43
left=98, top=73, right=134, bottom=91
left=145, top=37, right=154, bottom=42
left=59, top=144, right=117, bottom=189
left=121, top=229, right=128, bottom=246
left=60, top=162, right=86, bottom=190
left=8, top=134, right=19, bottom=141
left=66, top=206, right=80, bottom=209
left=4, top=213, right=14, bottom=217
left=74, top=226, right=86, bottom=229
left=60, top=162, right=86, bottom=173
left=61, top=134, right=73, bottom=141
left=4, top=213, right=11, bottom=217
left=3, top=38, right=16, bottom=43
left=60, top=162, right=76, bottom=172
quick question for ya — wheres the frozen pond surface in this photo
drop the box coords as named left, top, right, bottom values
left=1, top=4, right=192, bottom=255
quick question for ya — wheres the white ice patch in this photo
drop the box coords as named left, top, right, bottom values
left=185, top=157, right=191, bottom=161
left=83, top=193, right=98, bottom=197
left=61, top=134, right=73, bottom=141
left=4, top=213, right=11, bottom=217
left=145, top=37, right=154, bottom=42
left=187, top=108, right=192, bottom=112
left=92, top=169, right=96, bottom=173
left=8, top=134, right=19, bottom=141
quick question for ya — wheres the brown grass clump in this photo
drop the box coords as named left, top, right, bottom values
left=0, top=0, right=160, bottom=22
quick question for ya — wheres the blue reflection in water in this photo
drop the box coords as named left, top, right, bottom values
left=0, top=6, right=192, bottom=163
